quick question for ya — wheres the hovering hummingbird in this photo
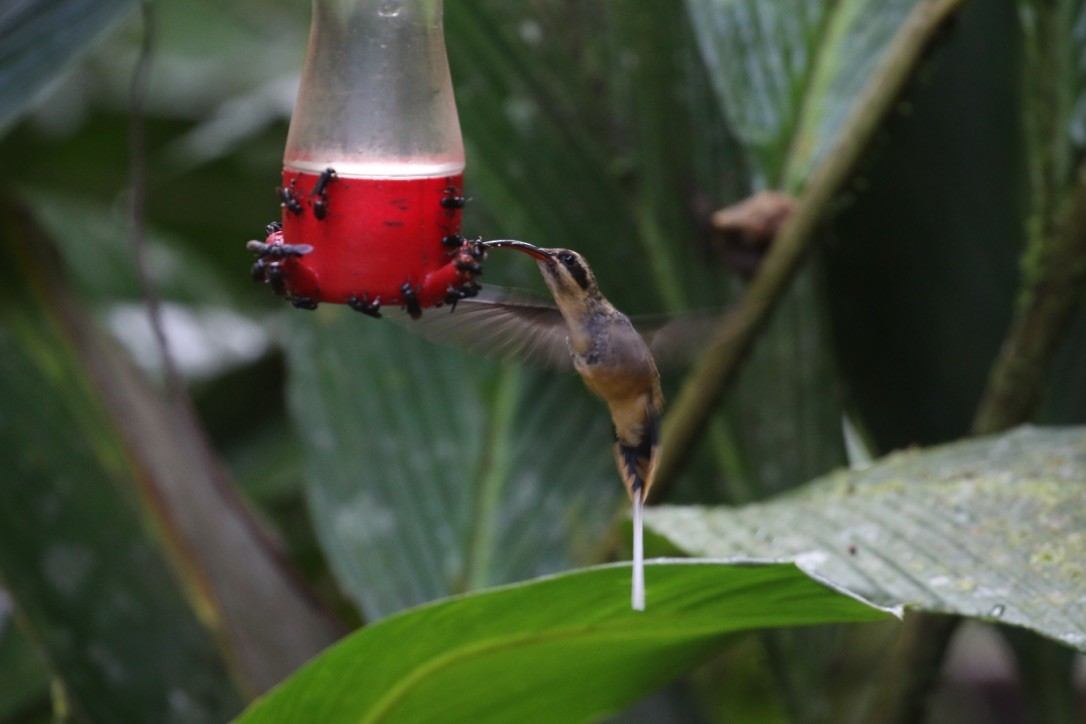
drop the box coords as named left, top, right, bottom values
left=483, top=240, right=663, bottom=505
left=402, top=239, right=671, bottom=610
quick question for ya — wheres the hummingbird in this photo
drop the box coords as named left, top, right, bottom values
left=483, top=240, right=664, bottom=508
left=404, top=239, right=666, bottom=610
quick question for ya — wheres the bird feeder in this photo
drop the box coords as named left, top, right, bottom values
left=249, top=0, right=483, bottom=317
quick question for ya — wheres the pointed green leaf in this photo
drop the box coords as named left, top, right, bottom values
left=646, top=426, right=1086, bottom=652
left=238, top=560, right=895, bottom=723
left=686, top=0, right=968, bottom=190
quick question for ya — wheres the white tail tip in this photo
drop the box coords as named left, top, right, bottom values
left=632, top=495, right=645, bottom=611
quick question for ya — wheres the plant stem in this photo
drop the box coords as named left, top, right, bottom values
left=651, top=0, right=970, bottom=498
left=856, top=615, right=961, bottom=724
left=129, top=0, right=185, bottom=407
left=973, top=163, right=1086, bottom=434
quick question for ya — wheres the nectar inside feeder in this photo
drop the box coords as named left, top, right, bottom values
left=251, top=0, right=483, bottom=317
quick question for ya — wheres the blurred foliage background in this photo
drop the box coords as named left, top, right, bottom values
left=1, top=0, right=1084, bottom=721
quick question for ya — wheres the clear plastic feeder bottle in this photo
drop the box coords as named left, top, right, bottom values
left=265, top=0, right=479, bottom=316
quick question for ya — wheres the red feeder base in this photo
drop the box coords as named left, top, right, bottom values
left=251, top=168, right=483, bottom=317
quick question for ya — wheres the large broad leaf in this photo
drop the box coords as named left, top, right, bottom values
left=287, top=311, right=618, bottom=620
left=0, top=0, right=136, bottom=135
left=237, top=561, right=896, bottom=723
left=449, top=4, right=641, bottom=292
left=686, top=0, right=959, bottom=192
left=448, top=2, right=669, bottom=309
left=645, top=426, right=1086, bottom=652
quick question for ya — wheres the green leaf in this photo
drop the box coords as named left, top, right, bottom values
left=645, top=426, right=1086, bottom=652
left=0, top=0, right=136, bottom=136
left=24, top=191, right=239, bottom=307
left=76, top=331, right=342, bottom=693
left=448, top=3, right=657, bottom=307
left=237, top=560, right=895, bottom=724
left=287, top=310, right=619, bottom=620
left=448, top=2, right=741, bottom=314
left=672, top=0, right=973, bottom=484
left=590, top=4, right=743, bottom=311
left=686, top=0, right=942, bottom=190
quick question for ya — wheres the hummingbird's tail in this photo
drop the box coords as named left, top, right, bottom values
left=613, top=402, right=659, bottom=612
left=612, top=403, right=660, bottom=504
left=631, top=492, right=645, bottom=611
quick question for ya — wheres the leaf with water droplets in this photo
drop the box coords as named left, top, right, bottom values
left=646, top=426, right=1086, bottom=651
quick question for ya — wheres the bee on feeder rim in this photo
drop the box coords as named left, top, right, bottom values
left=347, top=294, right=382, bottom=318
left=401, top=282, right=422, bottom=320
left=310, top=167, right=336, bottom=220
left=278, top=180, right=304, bottom=215
left=247, top=228, right=312, bottom=302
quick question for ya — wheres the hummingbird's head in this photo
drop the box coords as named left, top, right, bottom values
left=483, top=240, right=599, bottom=303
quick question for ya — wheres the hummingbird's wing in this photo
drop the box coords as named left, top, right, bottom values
left=635, top=309, right=745, bottom=370
left=386, top=287, right=576, bottom=370
left=386, top=287, right=743, bottom=371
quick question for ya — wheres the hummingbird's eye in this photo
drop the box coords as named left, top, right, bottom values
left=558, top=251, right=591, bottom=290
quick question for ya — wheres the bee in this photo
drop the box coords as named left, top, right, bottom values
left=310, top=167, right=336, bottom=220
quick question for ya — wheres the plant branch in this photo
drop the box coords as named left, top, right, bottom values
left=129, top=0, right=184, bottom=406
left=651, top=0, right=970, bottom=498
left=973, top=162, right=1086, bottom=434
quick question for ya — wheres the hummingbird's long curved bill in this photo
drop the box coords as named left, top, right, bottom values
left=482, top=239, right=551, bottom=260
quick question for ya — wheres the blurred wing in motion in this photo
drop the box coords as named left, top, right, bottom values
left=386, top=287, right=576, bottom=370
left=386, top=286, right=743, bottom=372
left=640, top=309, right=745, bottom=370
